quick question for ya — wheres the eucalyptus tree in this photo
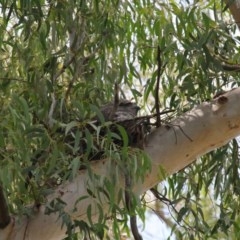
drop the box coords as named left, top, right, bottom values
left=0, top=1, right=240, bottom=239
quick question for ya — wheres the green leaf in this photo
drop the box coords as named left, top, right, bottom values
left=87, top=204, right=93, bottom=226
left=70, top=157, right=80, bottom=179
left=177, top=207, right=188, bottom=223
left=65, top=121, right=78, bottom=135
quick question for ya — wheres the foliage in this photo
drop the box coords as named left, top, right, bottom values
left=0, top=0, right=240, bottom=239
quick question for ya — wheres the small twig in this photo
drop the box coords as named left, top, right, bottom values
left=201, top=45, right=240, bottom=72
left=53, top=54, right=76, bottom=83
left=0, top=77, right=27, bottom=82
left=129, top=214, right=142, bottom=240
left=170, top=123, right=193, bottom=142
left=125, top=174, right=143, bottom=240
left=149, top=188, right=196, bottom=233
left=221, top=63, right=240, bottom=72
left=150, top=187, right=172, bottom=204
left=109, top=83, right=119, bottom=120
left=64, top=64, right=81, bottom=101
left=48, top=93, right=57, bottom=128
left=90, top=110, right=175, bottom=124
left=155, top=46, right=162, bottom=128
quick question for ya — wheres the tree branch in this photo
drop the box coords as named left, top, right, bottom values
left=221, top=62, right=240, bottom=72
left=125, top=172, right=143, bottom=240
left=3, top=87, right=240, bottom=239
left=224, top=0, right=240, bottom=29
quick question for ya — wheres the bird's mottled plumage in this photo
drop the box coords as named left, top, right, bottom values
left=97, top=99, right=145, bottom=148
left=99, top=99, right=140, bottom=122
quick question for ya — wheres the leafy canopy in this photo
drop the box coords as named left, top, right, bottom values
left=0, top=0, right=240, bottom=239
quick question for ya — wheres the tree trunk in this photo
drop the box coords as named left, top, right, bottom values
left=1, top=88, right=240, bottom=240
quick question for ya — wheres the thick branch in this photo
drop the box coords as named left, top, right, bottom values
left=225, top=0, right=240, bottom=29
left=2, top=88, right=240, bottom=240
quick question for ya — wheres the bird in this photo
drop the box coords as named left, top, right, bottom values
left=97, top=99, right=141, bottom=122
left=94, top=99, right=146, bottom=149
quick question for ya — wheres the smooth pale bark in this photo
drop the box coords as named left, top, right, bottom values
left=1, top=88, right=240, bottom=240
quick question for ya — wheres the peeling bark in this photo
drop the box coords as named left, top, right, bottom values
left=2, top=88, right=240, bottom=240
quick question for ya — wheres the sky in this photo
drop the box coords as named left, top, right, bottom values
left=140, top=211, right=175, bottom=240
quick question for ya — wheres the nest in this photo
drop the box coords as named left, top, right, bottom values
left=64, top=100, right=174, bottom=164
